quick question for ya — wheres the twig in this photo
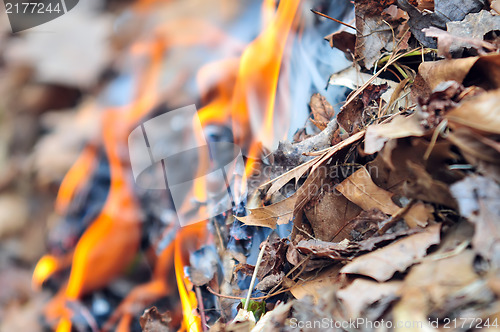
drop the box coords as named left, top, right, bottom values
left=267, top=253, right=313, bottom=295
left=195, top=286, right=208, bottom=332
left=244, top=236, right=269, bottom=310
left=377, top=199, right=416, bottom=235
left=311, top=9, right=358, bottom=32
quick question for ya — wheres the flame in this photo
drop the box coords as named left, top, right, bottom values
left=55, top=145, right=98, bottom=214
left=49, top=36, right=166, bottom=332
left=175, top=221, right=208, bottom=332
left=230, top=0, right=300, bottom=151
left=37, top=0, right=305, bottom=330
left=32, top=253, right=73, bottom=289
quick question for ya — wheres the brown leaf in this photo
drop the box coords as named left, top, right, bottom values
left=336, top=168, right=400, bottom=215
left=423, top=26, right=496, bottom=59
left=336, top=98, right=364, bottom=134
left=256, top=272, right=284, bottom=291
left=237, top=193, right=296, bottom=229
left=293, top=131, right=365, bottom=223
left=337, top=279, right=402, bottom=318
left=289, top=266, right=342, bottom=303
left=447, top=128, right=500, bottom=164
left=139, top=307, right=171, bottom=332
left=364, top=114, right=425, bottom=154
left=393, top=249, right=480, bottom=327
left=309, top=93, right=335, bottom=131
left=340, top=224, right=441, bottom=281
left=324, top=31, right=356, bottom=59
left=415, top=54, right=500, bottom=99
left=404, top=161, right=458, bottom=208
left=405, top=201, right=433, bottom=228
left=337, top=83, right=389, bottom=135
left=295, top=228, right=420, bottom=260
left=447, top=128, right=500, bottom=182
left=304, top=190, right=362, bottom=242
left=354, top=14, right=394, bottom=70
left=450, top=175, right=500, bottom=263
left=445, top=89, right=500, bottom=135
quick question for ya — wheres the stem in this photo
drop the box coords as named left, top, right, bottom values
left=244, top=238, right=268, bottom=310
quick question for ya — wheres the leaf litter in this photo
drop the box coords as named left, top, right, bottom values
left=210, top=0, right=500, bottom=330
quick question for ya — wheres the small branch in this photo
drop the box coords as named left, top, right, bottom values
left=311, top=9, right=358, bottom=32
left=377, top=199, right=416, bottom=235
left=244, top=238, right=268, bottom=310
left=195, top=286, right=208, bottom=332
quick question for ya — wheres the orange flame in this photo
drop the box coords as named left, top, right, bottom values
left=32, top=253, right=73, bottom=289
left=175, top=221, right=208, bottom=332
left=49, top=36, right=166, bottom=332
left=55, top=145, right=98, bottom=215
left=37, top=0, right=304, bottom=330
left=231, top=0, right=301, bottom=174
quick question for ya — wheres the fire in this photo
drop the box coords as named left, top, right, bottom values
left=35, top=0, right=304, bottom=330
left=55, top=145, right=98, bottom=214
left=175, top=222, right=208, bottom=332
left=230, top=0, right=300, bottom=150
left=32, top=253, right=73, bottom=289
left=231, top=0, right=301, bottom=175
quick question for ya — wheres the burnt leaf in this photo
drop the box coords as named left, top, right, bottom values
left=139, top=307, right=171, bottom=332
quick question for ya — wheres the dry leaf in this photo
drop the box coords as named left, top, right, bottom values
left=445, top=89, right=500, bottom=135
left=450, top=175, right=500, bottom=263
left=337, top=279, right=402, bottom=318
left=304, top=190, right=362, bottom=241
left=251, top=302, right=292, bottom=332
left=447, top=128, right=500, bottom=164
left=416, top=54, right=500, bottom=98
left=340, top=224, right=441, bottom=281
left=139, top=307, right=171, bottom=332
left=364, top=114, right=425, bottom=154
left=329, top=66, right=400, bottom=105
left=404, top=161, right=458, bottom=208
left=399, top=0, right=485, bottom=47
left=393, top=249, right=479, bottom=329
left=405, top=201, right=433, bottom=228
left=237, top=193, right=296, bottom=229
left=337, top=83, right=389, bottom=134
left=423, top=27, right=496, bottom=58
left=293, top=131, right=365, bottom=217
left=447, top=127, right=500, bottom=182
left=447, top=10, right=500, bottom=52
left=290, top=266, right=341, bottom=303
left=336, top=167, right=400, bottom=215
left=324, top=30, right=356, bottom=59
left=309, top=93, right=335, bottom=131
left=354, top=1, right=395, bottom=69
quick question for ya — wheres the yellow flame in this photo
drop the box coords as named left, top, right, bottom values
left=32, top=255, right=59, bottom=289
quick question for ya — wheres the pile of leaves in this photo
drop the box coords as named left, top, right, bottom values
left=207, top=0, right=500, bottom=330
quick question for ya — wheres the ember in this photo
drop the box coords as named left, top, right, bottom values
left=1, top=0, right=500, bottom=332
